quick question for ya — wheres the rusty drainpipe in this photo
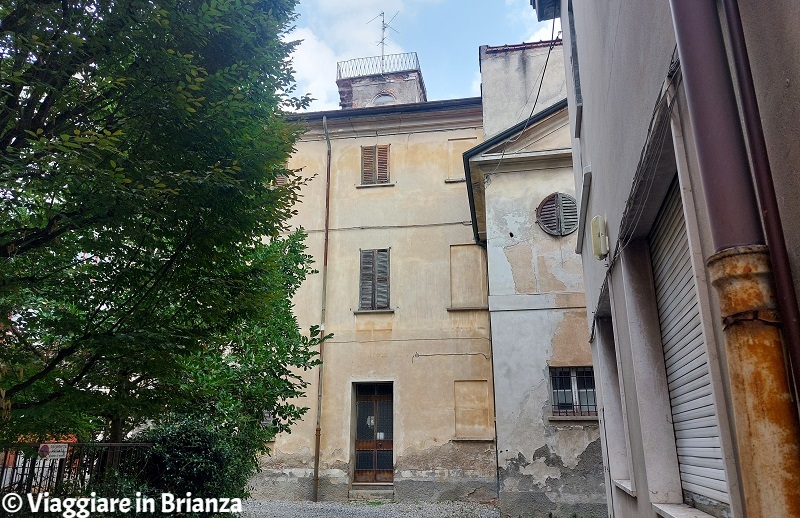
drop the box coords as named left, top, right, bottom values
left=720, top=0, right=800, bottom=401
left=669, top=2, right=800, bottom=516
left=311, top=116, right=333, bottom=502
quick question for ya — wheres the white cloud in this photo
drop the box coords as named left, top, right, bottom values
left=286, top=27, right=340, bottom=111
left=504, top=0, right=562, bottom=43
left=528, top=18, right=562, bottom=43
left=470, top=69, right=481, bottom=97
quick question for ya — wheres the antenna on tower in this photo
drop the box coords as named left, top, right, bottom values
left=368, top=11, right=399, bottom=74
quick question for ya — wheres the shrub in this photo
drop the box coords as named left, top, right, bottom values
left=135, top=418, right=254, bottom=500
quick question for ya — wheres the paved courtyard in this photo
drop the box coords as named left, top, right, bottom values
left=241, top=500, right=500, bottom=518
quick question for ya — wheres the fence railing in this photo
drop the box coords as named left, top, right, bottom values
left=337, top=52, right=420, bottom=80
left=0, top=443, right=151, bottom=495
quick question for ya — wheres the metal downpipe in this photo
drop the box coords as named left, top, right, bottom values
left=669, top=2, right=800, bottom=516
left=312, top=116, right=333, bottom=502
left=720, top=0, right=800, bottom=403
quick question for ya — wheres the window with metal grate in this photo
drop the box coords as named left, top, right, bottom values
left=550, top=367, right=597, bottom=416
left=359, top=249, right=390, bottom=310
left=361, top=145, right=390, bottom=184
left=536, top=192, right=579, bottom=236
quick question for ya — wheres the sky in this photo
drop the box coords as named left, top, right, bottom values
left=287, top=0, right=562, bottom=112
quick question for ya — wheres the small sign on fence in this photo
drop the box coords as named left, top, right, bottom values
left=37, top=443, right=68, bottom=460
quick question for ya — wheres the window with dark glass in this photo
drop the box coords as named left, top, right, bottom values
left=354, top=383, right=393, bottom=483
left=550, top=367, right=597, bottom=416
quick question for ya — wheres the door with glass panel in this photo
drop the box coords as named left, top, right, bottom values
left=354, top=383, right=393, bottom=483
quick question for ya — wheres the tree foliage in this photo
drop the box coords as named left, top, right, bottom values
left=0, top=0, right=317, bottom=442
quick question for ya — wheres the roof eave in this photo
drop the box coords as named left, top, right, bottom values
left=531, top=0, right=561, bottom=22
left=463, top=98, right=569, bottom=246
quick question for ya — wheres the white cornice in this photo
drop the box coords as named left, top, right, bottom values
left=472, top=148, right=573, bottom=172
left=296, top=105, right=483, bottom=141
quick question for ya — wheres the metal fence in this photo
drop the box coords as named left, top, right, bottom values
left=0, top=443, right=151, bottom=495
left=337, top=52, right=420, bottom=79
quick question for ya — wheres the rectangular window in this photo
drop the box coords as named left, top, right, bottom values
left=360, top=249, right=390, bottom=310
left=550, top=367, right=597, bottom=416
left=361, top=145, right=390, bottom=184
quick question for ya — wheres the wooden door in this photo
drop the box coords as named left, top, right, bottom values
left=354, top=383, right=393, bottom=483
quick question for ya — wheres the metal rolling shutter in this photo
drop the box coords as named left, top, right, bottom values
left=649, top=182, right=729, bottom=505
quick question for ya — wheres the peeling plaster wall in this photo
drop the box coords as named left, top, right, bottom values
left=491, top=306, right=603, bottom=517
left=249, top=101, right=497, bottom=502
left=475, top=40, right=605, bottom=516
left=477, top=105, right=605, bottom=513
left=336, top=70, right=426, bottom=109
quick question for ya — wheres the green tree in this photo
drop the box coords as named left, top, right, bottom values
left=0, top=0, right=316, bottom=442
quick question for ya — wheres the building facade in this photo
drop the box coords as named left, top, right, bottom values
left=252, top=46, right=609, bottom=514
left=465, top=42, right=605, bottom=517
left=533, top=1, right=800, bottom=517
left=251, top=55, right=497, bottom=503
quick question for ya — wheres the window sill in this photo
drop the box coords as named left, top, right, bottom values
left=444, top=178, right=466, bottom=183
left=353, top=309, right=395, bottom=314
left=453, top=436, right=494, bottom=442
left=612, top=479, right=636, bottom=497
left=356, top=182, right=395, bottom=189
left=446, top=306, right=489, bottom=312
left=653, top=503, right=717, bottom=518
left=547, top=415, right=599, bottom=422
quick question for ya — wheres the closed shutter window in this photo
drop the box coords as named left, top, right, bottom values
left=361, top=145, right=390, bottom=185
left=360, top=249, right=390, bottom=310
left=650, top=181, right=730, bottom=508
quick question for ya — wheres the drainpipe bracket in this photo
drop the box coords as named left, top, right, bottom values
left=722, top=309, right=781, bottom=330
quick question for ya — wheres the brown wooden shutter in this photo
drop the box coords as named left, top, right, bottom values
left=537, top=192, right=579, bottom=236
left=375, top=249, right=390, bottom=309
left=537, top=193, right=561, bottom=235
left=361, top=146, right=376, bottom=184
left=558, top=193, right=579, bottom=234
left=360, top=250, right=375, bottom=309
left=376, top=145, right=390, bottom=183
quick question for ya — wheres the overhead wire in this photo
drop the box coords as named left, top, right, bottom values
left=484, top=19, right=561, bottom=183
left=588, top=47, right=682, bottom=342
left=610, top=45, right=682, bottom=266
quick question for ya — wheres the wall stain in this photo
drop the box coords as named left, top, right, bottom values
left=498, top=439, right=606, bottom=518
left=504, top=243, right=537, bottom=294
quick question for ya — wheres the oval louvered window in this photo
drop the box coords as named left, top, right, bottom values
left=536, top=192, right=579, bottom=236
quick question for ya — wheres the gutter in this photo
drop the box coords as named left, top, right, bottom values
left=462, top=98, right=568, bottom=246
left=287, top=97, right=482, bottom=124
left=311, top=116, right=333, bottom=502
